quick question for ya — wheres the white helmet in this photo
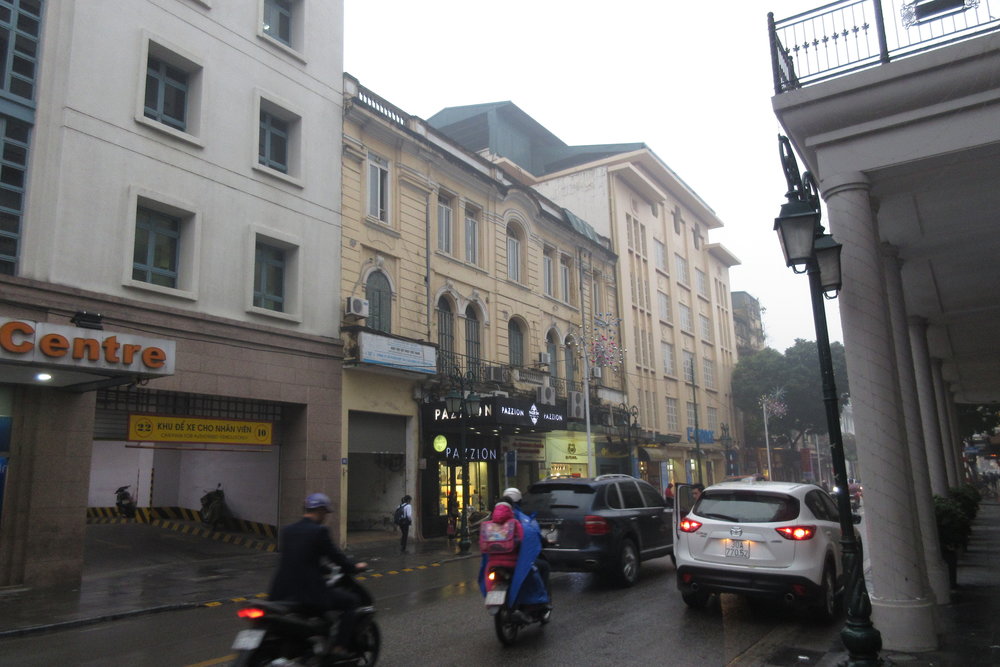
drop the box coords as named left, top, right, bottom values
left=502, top=487, right=522, bottom=503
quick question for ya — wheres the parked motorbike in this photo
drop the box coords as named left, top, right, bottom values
left=200, top=483, right=233, bottom=530
left=484, top=565, right=551, bottom=646
left=231, top=566, right=380, bottom=666
left=114, top=485, right=136, bottom=518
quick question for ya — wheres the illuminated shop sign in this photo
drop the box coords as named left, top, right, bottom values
left=425, top=397, right=566, bottom=430
left=0, top=318, right=175, bottom=376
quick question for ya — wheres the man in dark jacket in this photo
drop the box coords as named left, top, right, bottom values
left=269, top=493, right=367, bottom=656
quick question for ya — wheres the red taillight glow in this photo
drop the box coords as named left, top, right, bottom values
left=237, top=607, right=266, bottom=619
left=487, top=570, right=496, bottom=582
left=679, top=518, right=702, bottom=533
left=775, top=525, right=816, bottom=541
left=584, top=515, right=611, bottom=535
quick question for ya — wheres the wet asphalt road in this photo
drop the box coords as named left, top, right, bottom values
left=0, top=546, right=825, bottom=666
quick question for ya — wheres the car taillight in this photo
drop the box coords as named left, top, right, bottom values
left=775, top=525, right=816, bottom=541
left=237, top=607, right=266, bottom=619
left=487, top=570, right=496, bottom=582
left=679, top=518, right=702, bottom=533
left=584, top=515, right=611, bottom=535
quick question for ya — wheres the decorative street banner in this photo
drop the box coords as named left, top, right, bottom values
left=127, top=414, right=273, bottom=445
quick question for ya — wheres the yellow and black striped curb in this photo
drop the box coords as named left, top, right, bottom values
left=87, top=507, right=277, bottom=538
left=198, top=563, right=452, bottom=607
left=87, top=507, right=277, bottom=552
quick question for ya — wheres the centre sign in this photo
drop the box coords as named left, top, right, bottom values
left=0, top=318, right=175, bottom=377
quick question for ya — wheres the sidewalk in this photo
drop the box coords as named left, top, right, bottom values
left=0, top=521, right=475, bottom=639
left=737, top=499, right=1000, bottom=666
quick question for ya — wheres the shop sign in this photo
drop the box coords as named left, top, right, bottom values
left=358, top=331, right=436, bottom=374
left=686, top=427, right=715, bottom=444
left=439, top=444, right=498, bottom=462
left=549, top=439, right=585, bottom=462
left=127, top=414, right=273, bottom=445
left=511, top=438, right=544, bottom=462
left=0, top=318, right=174, bottom=376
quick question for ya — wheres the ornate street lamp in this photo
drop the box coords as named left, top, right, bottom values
left=774, top=135, right=881, bottom=665
left=618, top=403, right=640, bottom=477
left=445, top=369, right=481, bottom=554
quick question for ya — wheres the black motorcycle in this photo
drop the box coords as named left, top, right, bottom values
left=200, top=483, right=232, bottom=530
left=484, top=565, right=551, bottom=646
left=114, top=485, right=136, bottom=518
left=231, top=567, right=380, bottom=666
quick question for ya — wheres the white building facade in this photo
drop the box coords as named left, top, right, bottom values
left=0, top=0, right=345, bottom=588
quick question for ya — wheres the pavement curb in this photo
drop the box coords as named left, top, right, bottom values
left=0, top=601, right=200, bottom=639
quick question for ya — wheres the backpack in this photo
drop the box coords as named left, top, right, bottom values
left=393, top=503, right=410, bottom=526
left=478, top=519, right=517, bottom=554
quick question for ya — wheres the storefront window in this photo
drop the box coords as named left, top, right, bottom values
left=437, top=460, right=490, bottom=515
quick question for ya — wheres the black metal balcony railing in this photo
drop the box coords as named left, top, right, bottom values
left=770, top=0, right=1000, bottom=94
left=436, top=351, right=592, bottom=398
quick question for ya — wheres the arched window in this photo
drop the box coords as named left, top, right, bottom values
left=365, top=270, right=391, bottom=333
left=506, top=224, right=523, bottom=283
left=437, top=297, right=454, bottom=372
left=508, top=319, right=524, bottom=367
left=465, top=306, right=481, bottom=374
left=564, top=335, right=576, bottom=384
left=546, top=332, right=559, bottom=380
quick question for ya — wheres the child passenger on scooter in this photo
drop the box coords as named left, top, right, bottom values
left=483, top=501, right=523, bottom=570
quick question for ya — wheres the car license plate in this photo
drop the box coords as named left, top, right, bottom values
left=725, top=540, right=751, bottom=559
left=485, top=589, right=507, bottom=606
left=232, top=629, right=266, bottom=650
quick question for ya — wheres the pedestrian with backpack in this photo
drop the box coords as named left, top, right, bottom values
left=394, top=495, right=412, bottom=553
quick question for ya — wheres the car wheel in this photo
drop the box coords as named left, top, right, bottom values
left=812, top=563, right=839, bottom=623
left=682, top=589, right=711, bottom=609
left=615, top=539, right=640, bottom=587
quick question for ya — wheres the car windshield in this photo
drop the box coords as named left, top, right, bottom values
left=523, top=484, right=596, bottom=511
left=694, top=490, right=799, bottom=523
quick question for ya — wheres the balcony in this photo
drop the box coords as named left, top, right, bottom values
left=770, top=0, right=1000, bottom=94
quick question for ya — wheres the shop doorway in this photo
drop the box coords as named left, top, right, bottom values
left=347, top=411, right=407, bottom=534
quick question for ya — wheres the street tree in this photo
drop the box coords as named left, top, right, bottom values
left=732, top=339, right=850, bottom=450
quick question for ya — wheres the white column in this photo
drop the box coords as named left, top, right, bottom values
left=822, top=172, right=937, bottom=652
left=882, top=244, right=950, bottom=604
left=930, top=359, right=959, bottom=487
left=909, top=318, right=951, bottom=495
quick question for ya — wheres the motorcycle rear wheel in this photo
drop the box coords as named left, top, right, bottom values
left=494, top=607, right=519, bottom=646
left=354, top=620, right=381, bottom=666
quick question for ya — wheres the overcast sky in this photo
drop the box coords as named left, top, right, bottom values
left=344, top=1, right=841, bottom=353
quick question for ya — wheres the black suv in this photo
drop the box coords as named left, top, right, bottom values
left=521, top=474, right=673, bottom=587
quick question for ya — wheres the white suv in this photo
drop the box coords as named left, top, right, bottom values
left=674, top=481, right=848, bottom=621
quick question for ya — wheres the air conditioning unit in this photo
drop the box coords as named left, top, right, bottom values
left=568, top=391, right=585, bottom=419
left=538, top=352, right=551, bottom=365
left=487, top=366, right=509, bottom=383
left=591, top=366, right=602, bottom=379
left=345, top=296, right=369, bottom=318
left=536, top=385, right=556, bottom=406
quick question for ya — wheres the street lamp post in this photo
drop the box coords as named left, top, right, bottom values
left=685, top=359, right=704, bottom=485
left=618, top=403, right=640, bottom=477
left=719, top=423, right=734, bottom=476
left=445, top=369, right=481, bottom=555
left=774, top=135, right=881, bottom=665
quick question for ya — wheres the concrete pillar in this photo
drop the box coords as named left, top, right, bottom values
left=0, top=386, right=96, bottom=588
left=908, top=318, right=951, bottom=496
left=822, top=172, right=937, bottom=652
left=881, top=244, right=950, bottom=605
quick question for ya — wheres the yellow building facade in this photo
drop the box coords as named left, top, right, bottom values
left=339, top=76, right=621, bottom=542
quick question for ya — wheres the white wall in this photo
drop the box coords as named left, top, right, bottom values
left=88, top=441, right=279, bottom=525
